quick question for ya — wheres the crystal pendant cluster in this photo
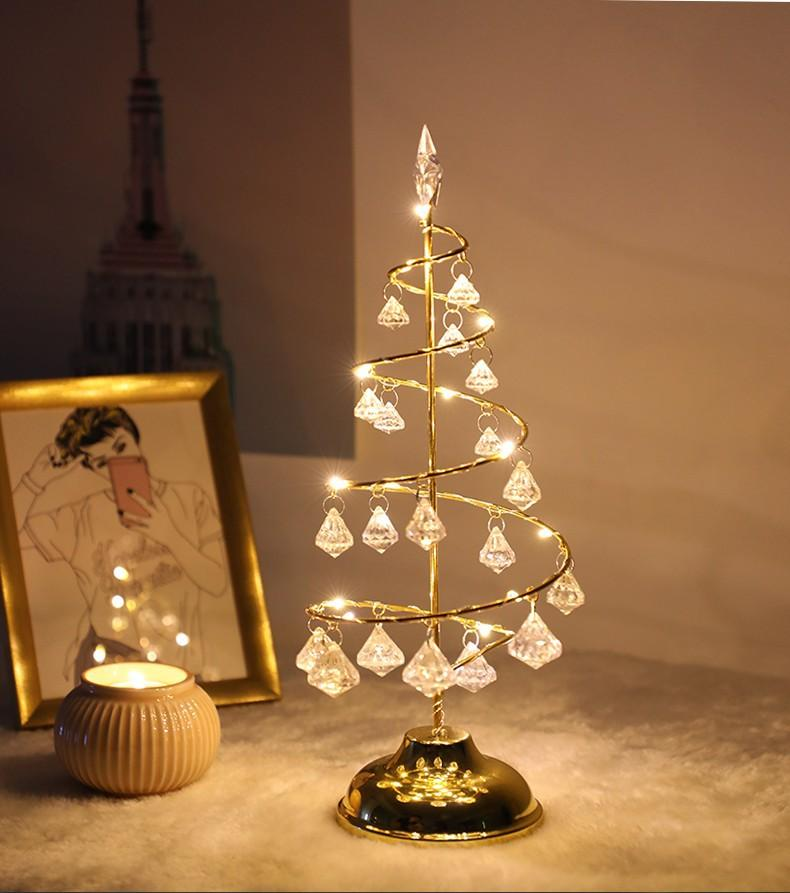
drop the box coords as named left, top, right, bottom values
left=373, top=400, right=405, bottom=434
left=307, top=642, right=361, bottom=697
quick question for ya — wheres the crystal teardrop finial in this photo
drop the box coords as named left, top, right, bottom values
left=315, top=507, right=354, bottom=558
left=465, top=359, right=498, bottom=395
left=354, top=387, right=383, bottom=423
left=447, top=274, right=480, bottom=308
left=452, top=642, right=498, bottom=693
left=377, top=296, right=410, bottom=329
left=373, top=400, right=405, bottom=434
left=546, top=571, right=586, bottom=615
left=437, top=323, right=467, bottom=357
left=402, top=638, right=456, bottom=697
left=415, top=125, right=442, bottom=206
left=307, top=641, right=361, bottom=697
left=474, top=426, right=503, bottom=458
left=362, top=505, right=399, bottom=553
left=405, top=498, right=447, bottom=550
left=356, top=623, right=405, bottom=677
left=479, top=526, right=516, bottom=574
left=296, top=628, right=330, bottom=673
left=507, top=610, right=563, bottom=669
left=503, top=460, right=542, bottom=511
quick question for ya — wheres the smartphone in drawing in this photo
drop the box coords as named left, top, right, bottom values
left=108, top=456, right=152, bottom=519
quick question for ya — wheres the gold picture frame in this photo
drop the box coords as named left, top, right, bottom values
left=0, top=372, right=280, bottom=727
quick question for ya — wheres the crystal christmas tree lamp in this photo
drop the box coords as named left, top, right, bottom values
left=303, top=127, right=586, bottom=843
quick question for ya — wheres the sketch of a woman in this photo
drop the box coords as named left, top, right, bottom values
left=12, top=406, right=227, bottom=684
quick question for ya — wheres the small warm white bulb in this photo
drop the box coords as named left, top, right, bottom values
left=175, top=632, right=190, bottom=647
left=478, top=623, right=493, bottom=638
left=537, top=526, right=552, bottom=539
left=342, top=611, right=356, bottom=621
left=327, top=597, right=346, bottom=610
left=477, top=313, right=493, bottom=328
left=110, top=594, right=125, bottom=609
left=354, top=363, right=373, bottom=379
left=328, top=475, right=349, bottom=491
left=507, top=589, right=519, bottom=599
left=414, top=203, right=431, bottom=219
left=499, top=440, right=515, bottom=458
left=112, top=565, right=129, bottom=581
left=92, top=644, right=106, bottom=664
left=438, top=387, right=456, bottom=400
left=146, top=650, right=158, bottom=662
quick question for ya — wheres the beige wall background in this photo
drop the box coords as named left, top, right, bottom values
left=250, top=0, right=790, bottom=685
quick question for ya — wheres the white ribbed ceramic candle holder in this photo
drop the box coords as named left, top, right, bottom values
left=54, top=661, right=220, bottom=796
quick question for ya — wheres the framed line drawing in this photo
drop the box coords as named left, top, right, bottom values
left=0, top=371, right=280, bottom=727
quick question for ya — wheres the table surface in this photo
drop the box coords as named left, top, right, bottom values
left=1, top=650, right=789, bottom=892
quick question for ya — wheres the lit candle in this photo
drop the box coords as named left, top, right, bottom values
left=82, top=660, right=188, bottom=690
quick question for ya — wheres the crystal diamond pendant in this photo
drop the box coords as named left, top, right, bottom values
left=402, top=638, right=456, bottom=697
left=507, top=609, right=563, bottom=669
left=452, top=641, right=498, bottom=693
left=447, top=274, right=480, bottom=308
left=405, top=498, right=447, bottom=550
left=373, top=401, right=405, bottom=434
left=315, top=507, right=354, bottom=558
left=479, top=526, right=516, bottom=574
left=546, top=571, right=586, bottom=615
left=474, top=426, right=502, bottom=457
left=362, top=506, right=399, bottom=553
left=354, top=387, right=383, bottom=423
left=307, top=642, right=361, bottom=697
left=296, top=628, right=331, bottom=672
left=356, top=623, right=405, bottom=677
left=437, top=323, right=467, bottom=356
left=377, top=296, right=410, bottom=329
left=414, top=124, right=442, bottom=206
left=503, top=460, right=542, bottom=511
left=465, top=359, right=498, bottom=395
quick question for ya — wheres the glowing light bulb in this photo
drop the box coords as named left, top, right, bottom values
left=477, top=314, right=493, bottom=328
left=175, top=632, right=190, bottom=647
left=414, top=203, right=431, bottom=219
left=111, top=616, right=128, bottom=632
left=438, top=387, right=456, bottom=399
left=92, top=644, right=106, bottom=664
left=110, top=594, right=125, bottom=609
left=507, top=589, right=519, bottom=599
left=478, top=623, right=493, bottom=638
left=125, top=598, right=138, bottom=612
left=354, top=363, right=373, bottom=380
left=146, top=650, right=158, bottom=662
left=327, top=597, right=346, bottom=610
left=499, top=440, right=515, bottom=458
left=383, top=481, right=401, bottom=490
left=537, top=526, right=552, bottom=539
left=342, top=611, right=356, bottom=621
left=112, top=565, right=129, bottom=581
left=328, top=475, right=349, bottom=491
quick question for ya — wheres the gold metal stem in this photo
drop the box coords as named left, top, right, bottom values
left=423, top=210, right=443, bottom=734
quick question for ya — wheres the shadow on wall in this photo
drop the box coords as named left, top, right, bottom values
left=0, top=0, right=355, bottom=457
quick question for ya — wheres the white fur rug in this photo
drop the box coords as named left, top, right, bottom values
left=1, top=650, right=789, bottom=892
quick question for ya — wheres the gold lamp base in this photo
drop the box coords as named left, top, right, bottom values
left=336, top=725, right=543, bottom=843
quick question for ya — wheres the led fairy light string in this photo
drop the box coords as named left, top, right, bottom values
left=302, top=126, right=586, bottom=719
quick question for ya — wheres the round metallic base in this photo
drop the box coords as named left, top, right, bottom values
left=336, top=726, right=543, bottom=844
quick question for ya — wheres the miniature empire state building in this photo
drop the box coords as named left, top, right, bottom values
left=72, top=0, right=233, bottom=382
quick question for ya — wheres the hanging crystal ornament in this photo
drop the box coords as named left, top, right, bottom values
left=373, top=394, right=406, bottom=434
left=465, top=359, right=498, bottom=395
left=503, top=456, right=542, bottom=511
left=378, top=295, right=410, bottom=329
left=307, top=640, right=361, bottom=698
left=402, top=636, right=456, bottom=697
left=357, top=622, right=405, bottom=677
left=354, top=387, right=383, bottom=423
left=546, top=571, right=586, bottom=615
left=475, top=426, right=502, bottom=458
left=453, top=630, right=497, bottom=693
left=479, top=517, right=516, bottom=574
left=507, top=603, right=563, bottom=669
left=447, top=273, right=480, bottom=308
left=437, top=323, right=467, bottom=356
left=296, top=626, right=331, bottom=672
left=414, top=124, right=442, bottom=206
left=315, top=495, right=354, bottom=558
left=362, top=496, right=399, bottom=553
left=405, top=497, right=447, bottom=550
